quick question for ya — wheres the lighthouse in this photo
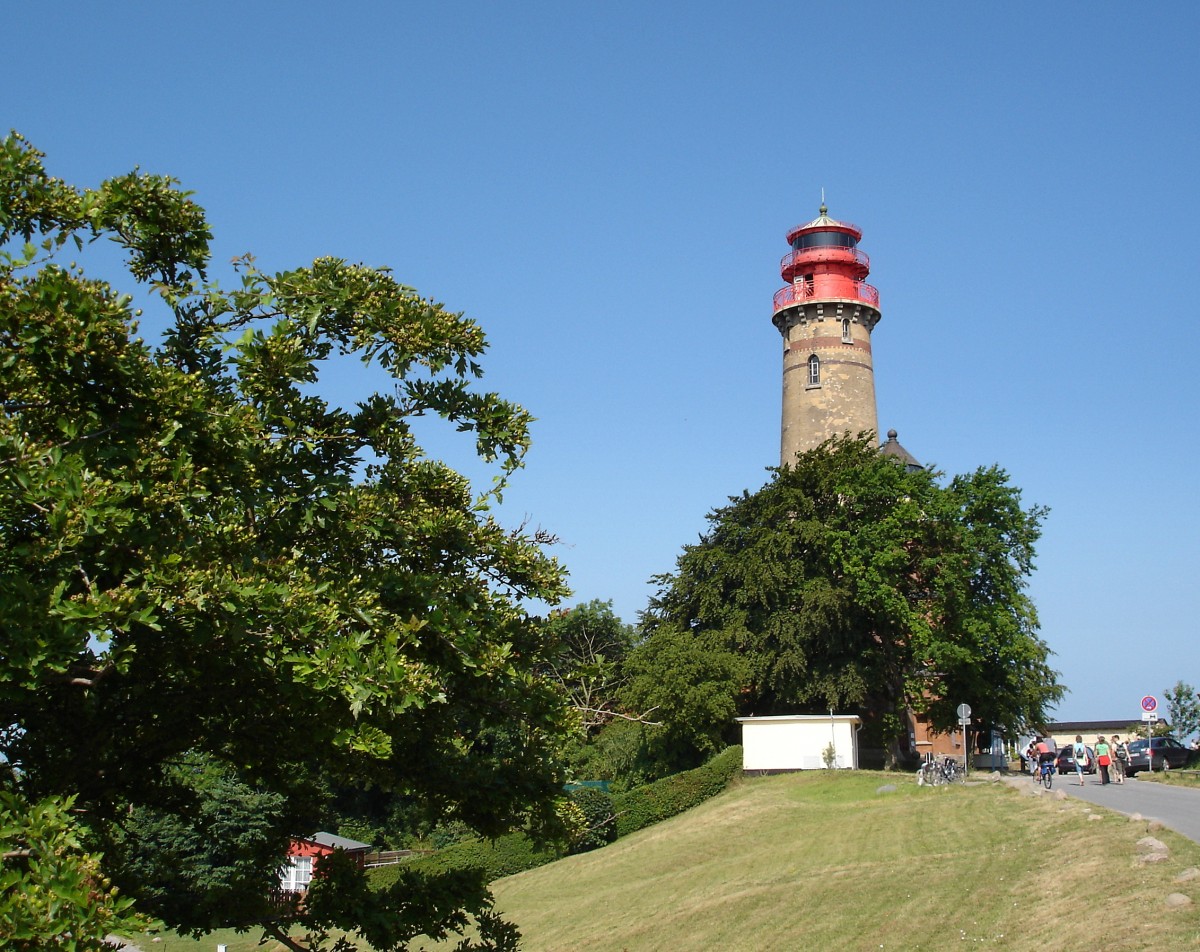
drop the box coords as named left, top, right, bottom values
left=772, top=204, right=881, bottom=464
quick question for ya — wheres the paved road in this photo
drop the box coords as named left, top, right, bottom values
left=1050, top=774, right=1200, bottom=843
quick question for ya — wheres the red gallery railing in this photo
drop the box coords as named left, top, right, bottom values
left=779, top=246, right=869, bottom=273
left=773, top=280, right=879, bottom=312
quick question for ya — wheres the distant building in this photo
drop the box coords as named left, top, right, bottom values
left=1043, top=719, right=1159, bottom=749
left=737, top=714, right=862, bottom=771
left=280, top=831, right=372, bottom=894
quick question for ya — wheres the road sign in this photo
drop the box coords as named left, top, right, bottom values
left=955, top=704, right=972, bottom=777
left=1141, top=695, right=1158, bottom=713
left=1142, top=712, right=1159, bottom=722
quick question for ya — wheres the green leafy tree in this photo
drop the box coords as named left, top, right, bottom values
left=0, top=133, right=571, bottom=949
left=637, top=435, right=1062, bottom=764
left=541, top=600, right=636, bottom=732
left=1164, top=681, right=1200, bottom=742
left=621, top=623, right=749, bottom=775
left=114, top=756, right=291, bottom=934
left=0, top=792, right=142, bottom=951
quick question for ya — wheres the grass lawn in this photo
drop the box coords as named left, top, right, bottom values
left=1135, top=770, right=1200, bottom=789
left=122, top=770, right=1200, bottom=951
left=121, top=926, right=296, bottom=952
left=121, top=926, right=365, bottom=951
left=487, top=771, right=1200, bottom=951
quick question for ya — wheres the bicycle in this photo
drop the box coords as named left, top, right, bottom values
left=917, top=756, right=965, bottom=786
left=1037, top=756, right=1054, bottom=789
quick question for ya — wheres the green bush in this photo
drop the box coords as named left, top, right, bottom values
left=567, top=787, right=617, bottom=854
left=611, top=745, right=742, bottom=838
left=373, top=832, right=561, bottom=886
left=368, top=747, right=742, bottom=887
left=565, top=718, right=662, bottom=792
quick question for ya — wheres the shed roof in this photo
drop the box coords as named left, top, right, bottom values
left=737, top=714, right=861, bottom=724
left=308, top=831, right=372, bottom=852
left=1047, top=719, right=1165, bottom=734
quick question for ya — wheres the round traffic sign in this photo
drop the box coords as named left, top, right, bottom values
left=1141, top=695, right=1158, bottom=713
left=956, top=703, right=972, bottom=719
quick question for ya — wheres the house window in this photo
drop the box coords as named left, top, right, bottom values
left=841, top=319, right=852, bottom=343
left=280, top=855, right=313, bottom=892
left=807, top=354, right=820, bottom=386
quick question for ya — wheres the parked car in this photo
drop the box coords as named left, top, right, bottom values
left=1056, top=745, right=1094, bottom=775
left=1124, top=736, right=1190, bottom=774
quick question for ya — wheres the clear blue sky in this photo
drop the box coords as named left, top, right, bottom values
left=10, top=3, right=1198, bottom=725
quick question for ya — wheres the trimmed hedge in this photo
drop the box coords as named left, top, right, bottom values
left=611, top=745, right=742, bottom=838
left=567, top=787, right=617, bottom=854
left=370, top=832, right=558, bottom=888
left=369, top=746, right=743, bottom=888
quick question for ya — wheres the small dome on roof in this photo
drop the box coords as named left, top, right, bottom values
left=786, top=203, right=863, bottom=245
left=879, top=429, right=924, bottom=472
left=802, top=202, right=837, bottom=229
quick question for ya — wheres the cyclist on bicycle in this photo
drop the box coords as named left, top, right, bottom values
left=1034, top=736, right=1057, bottom=778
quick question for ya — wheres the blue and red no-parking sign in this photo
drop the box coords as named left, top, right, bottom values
left=1141, top=695, right=1158, bottom=713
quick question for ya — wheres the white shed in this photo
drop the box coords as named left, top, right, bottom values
left=736, top=714, right=862, bottom=772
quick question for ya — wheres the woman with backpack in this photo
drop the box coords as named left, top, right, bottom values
left=1072, top=735, right=1088, bottom=786
left=1094, top=736, right=1112, bottom=785
left=1110, top=735, right=1127, bottom=784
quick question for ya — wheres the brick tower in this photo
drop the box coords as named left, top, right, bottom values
left=772, top=204, right=881, bottom=465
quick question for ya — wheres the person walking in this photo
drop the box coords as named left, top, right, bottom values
left=1094, top=735, right=1112, bottom=785
left=1110, top=735, right=1127, bottom=784
left=1072, top=735, right=1088, bottom=786
left=1024, top=739, right=1038, bottom=775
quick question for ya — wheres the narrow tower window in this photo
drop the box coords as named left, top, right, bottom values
left=841, top=318, right=852, bottom=343
left=807, top=354, right=821, bottom=386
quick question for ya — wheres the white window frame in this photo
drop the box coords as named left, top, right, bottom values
left=280, top=854, right=313, bottom=892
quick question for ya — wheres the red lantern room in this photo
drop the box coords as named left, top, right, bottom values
left=771, top=203, right=883, bottom=464
left=773, top=205, right=879, bottom=312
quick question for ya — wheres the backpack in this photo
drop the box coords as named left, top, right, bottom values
left=1074, top=745, right=1087, bottom=765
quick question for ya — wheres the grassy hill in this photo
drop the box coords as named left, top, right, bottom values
left=486, top=771, right=1200, bottom=951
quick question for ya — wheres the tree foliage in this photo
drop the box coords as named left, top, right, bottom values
left=540, top=600, right=635, bottom=732
left=1164, top=680, right=1200, bottom=742
left=620, top=624, right=749, bottom=772
left=0, top=792, right=142, bottom=951
left=114, top=756, right=291, bottom=935
left=0, top=132, right=571, bottom=948
left=634, top=435, right=1062, bottom=761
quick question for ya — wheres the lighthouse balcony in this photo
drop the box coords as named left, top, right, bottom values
left=773, top=279, right=879, bottom=312
left=780, top=246, right=869, bottom=282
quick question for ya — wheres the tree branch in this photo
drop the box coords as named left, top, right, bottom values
left=575, top=705, right=661, bottom=727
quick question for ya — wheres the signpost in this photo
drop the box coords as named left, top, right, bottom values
left=957, top=703, right=972, bottom=776
left=1141, top=695, right=1159, bottom=737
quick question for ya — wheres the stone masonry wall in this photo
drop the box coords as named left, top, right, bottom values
left=778, top=300, right=880, bottom=464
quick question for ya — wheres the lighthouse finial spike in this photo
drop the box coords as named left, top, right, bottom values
left=819, top=187, right=827, bottom=217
